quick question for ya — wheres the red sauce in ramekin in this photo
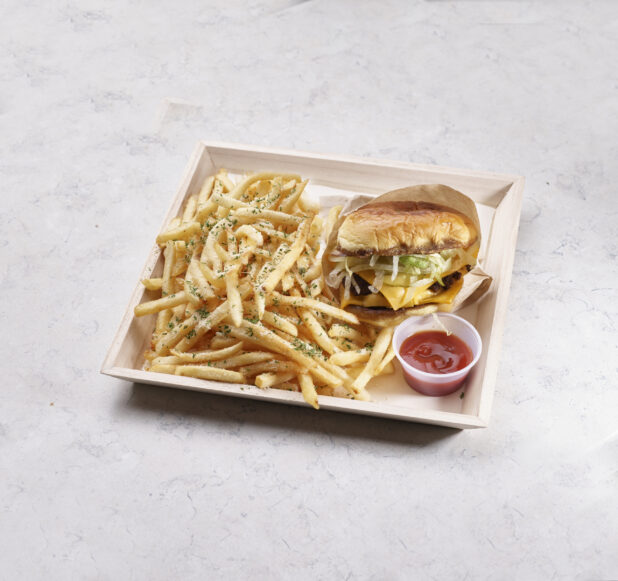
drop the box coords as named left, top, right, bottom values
left=400, top=330, right=472, bottom=374
left=399, top=330, right=473, bottom=396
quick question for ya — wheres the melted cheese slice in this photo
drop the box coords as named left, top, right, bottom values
left=340, top=269, right=466, bottom=310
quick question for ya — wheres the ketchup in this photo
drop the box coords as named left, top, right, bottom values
left=400, top=330, right=472, bottom=374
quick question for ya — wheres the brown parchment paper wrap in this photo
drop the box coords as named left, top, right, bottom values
left=321, top=184, right=492, bottom=317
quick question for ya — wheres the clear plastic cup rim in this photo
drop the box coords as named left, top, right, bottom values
left=392, top=312, right=483, bottom=381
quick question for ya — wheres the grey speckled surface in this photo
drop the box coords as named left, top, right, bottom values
left=1, top=1, right=617, bottom=579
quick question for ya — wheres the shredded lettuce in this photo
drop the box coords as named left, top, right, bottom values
left=330, top=247, right=476, bottom=293
left=330, top=247, right=477, bottom=295
left=391, top=255, right=399, bottom=281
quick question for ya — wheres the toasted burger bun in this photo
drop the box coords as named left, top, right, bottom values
left=323, top=184, right=481, bottom=324
left=336, top=200, right=478, bottom=256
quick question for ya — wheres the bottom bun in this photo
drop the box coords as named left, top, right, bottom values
left=347, top=304, right=440, bottom=327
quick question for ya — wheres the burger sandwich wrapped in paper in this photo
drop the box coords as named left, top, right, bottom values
left=322, top=184, right=492, bottom=327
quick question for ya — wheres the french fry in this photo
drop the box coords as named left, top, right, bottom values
left=216, top=170, right=235, bottom=193
left=374, top=345, right=396, bottom=376
left=161, top=241, right=175, bottom=295
left=233, top=207, right=303, bottom=227
left=226, top=268, right=243, bottom=327
left=209, top=351, right=274, bottom=368
left=260, top=218, right=312, bottom=293
left=279, top=179, right=308, bottom=213
left=328, top=323, right=365, bottom=343
left=252, top=247, right=274, bottom=259
left=203, top=217, right=234, bottom=271
left=195, top=179, right=223, bottom=222
left=189, top=259, right=215, bottom=299
left=298, top=192, right=319, bottom=214
left=183, top=267, right=205, bottom=306
left=239, top=360, right=300, bottom=377
left=171, top=241, right=190, bottom=276
left=307, top=215, right=323, bottom=252
left=184, top=300, right=198, bottom=320
left=211, top=191, right=250, bottom=211
left=292, top=270, right=310, bottom=296
left=214, top=241, right=229, bottom=265
left=225, top=227, right=237, bottom=257
left=256, top=177, right=284, bottom=209
left=210, top=335, right=243, bottom=349
left=307, top=277, right=323, bottom=298
left=261, top=309, right=298, bottom=336
left=182, top=195, right=198, bottom=223
left=377, top=360, right=395, bottom=376
left=351, top=326, right=395, bottom=395
left=236, top=224, right=264, bottom=247
left=176, top=365, right=245, bottom=384
left=267, top=293, right=360, bottom=325
left=255, top=371, right=297, bottom=389
left=281, top=179, right=296, bottom=194
left=165, top=217, right=181, bottom=232
left=151, top=355, right=187, bottom=366
left=149, top=364, right=178, bottom=374
left=197, top=261, right=225, bottom=290
left=303, top=262, right=322, bottom=282
left=331, top=336, right=361, bottom=352
left=281, top=271, right=295, bottom=292
left=300, top=309, right=340, bottom=355
left=298, top=373, right=319, bottom=409
left=253, top=241, right=290, bottom=317
left=197, top=176, right=214, bottom=207
left=156, top=221, right=201, bottom=245
left=254, top=290, right=266, bottom=320
left=255, top=179, right=271, bottom=196
left=141, top=278, right=163, bottom=290
left=329, top=348, right=371, bottom=367
left=253, top=221, right=293, bottom=242
left=134, top=291, right=190, bottom=317
left=170, top=341, right=243, bottom=362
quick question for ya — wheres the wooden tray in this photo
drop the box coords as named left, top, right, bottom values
left=101, top=141, right=524, bottom=429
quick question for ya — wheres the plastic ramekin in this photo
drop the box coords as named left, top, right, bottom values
left=392, top=312, right=482, bottom=396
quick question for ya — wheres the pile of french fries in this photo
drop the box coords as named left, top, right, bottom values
left=134, top=170, right=396, bottom=408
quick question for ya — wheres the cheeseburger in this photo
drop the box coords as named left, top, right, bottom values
left=323, top=185, right=480, bottom=326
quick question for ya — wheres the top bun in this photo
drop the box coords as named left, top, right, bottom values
left=335, top=188, right=479, bottom=257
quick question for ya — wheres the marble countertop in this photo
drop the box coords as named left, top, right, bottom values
left=2, top=1, right=616, bottom=579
